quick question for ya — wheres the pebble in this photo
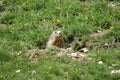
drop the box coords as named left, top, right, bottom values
left=80, top=48, right=88, bottom=53
left=98, top=61, right=103, bottom=65
left=70, top=53, right=77, bottom=57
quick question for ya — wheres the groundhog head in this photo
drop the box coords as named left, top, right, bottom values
left=52, top=30, right=62, bottom=38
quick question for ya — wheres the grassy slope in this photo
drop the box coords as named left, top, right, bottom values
left=0, top=0, right=120, bottom=80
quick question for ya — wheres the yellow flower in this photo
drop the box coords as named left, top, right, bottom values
left=109, top=16, right=113, bottom=21
left=0, top=74, right=3, bottom=78
left=48, top=66, right=52, bottom=70
left=64, top=72, right=68, bottom=75
left=75, top=68, right=78, bottom=73
left=75, top=68, right=82, bottom=73
left=109, top=27, right=114, bottom=32
left=56, top=19, right=61, bottom=23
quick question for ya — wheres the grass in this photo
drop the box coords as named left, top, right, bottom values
left=0, top=0, right=120, bottom=80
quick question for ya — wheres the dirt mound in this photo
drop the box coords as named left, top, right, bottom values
left=90, top=30, right=109, bottom=39
left=21, top=29, right=119, bottom=62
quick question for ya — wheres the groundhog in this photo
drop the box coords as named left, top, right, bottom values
left=46, top=30, right=64, bottom=48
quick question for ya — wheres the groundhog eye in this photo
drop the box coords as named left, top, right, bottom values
left=55, top=32, right=57, bottom=33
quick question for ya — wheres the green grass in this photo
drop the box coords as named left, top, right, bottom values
left=0, top=0, right=120, bottom=80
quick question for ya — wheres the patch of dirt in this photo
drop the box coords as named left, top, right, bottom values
left=71, top=29, right=120, bottom=50
left=84, top=40, right=93, bottom=49
left=70, top=30, right=110, bottom=50
left=25, top=49, right=46, bottom=59
left=56, top=48, right=74, bottom=57
left=0, top=23, right=8, bottom=28
left=22, top=47, right=91, bottom=63
left=86, top=29, right=120, bottom=49
left=90, top=29, right=109, bottom=39
left=56, top=48, right=92, bottom=62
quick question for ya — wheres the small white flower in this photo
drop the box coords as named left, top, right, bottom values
left=16, top=70, right=21, bottom=73
left=111, top=70, right=120, bottom=74
left=112, top=64, right=118, bottom=67
left=98, top=61, right=103, bottom=65
left=17, top=51, right=22, bottom=56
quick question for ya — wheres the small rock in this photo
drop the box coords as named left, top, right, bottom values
left=16, top=70, right=21, bottom=73
left=111, top=70, right=120, bottom=74
left=71, top=53, right=77, bottom=57
left=67, top=52, right=79, bottom=58
left=80, top=48, right=88, bottom=53
left=57, top=48, right=73, bottom=57
left=97, top=30, right=102, bottom=33
left=98, top=61, right=103, bottom=65
left=68, top=52, right=88, bottom=59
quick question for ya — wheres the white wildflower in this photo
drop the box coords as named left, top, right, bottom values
left=111, top=70, right=120, bottom=74
left=16, top=70, right=21, bottom=73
